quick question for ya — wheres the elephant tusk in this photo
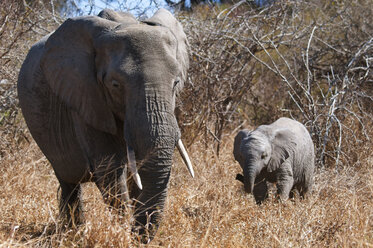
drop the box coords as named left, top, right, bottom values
left=119, top=165, right=130, bottom=202
left=176, top=139, right=194, bottom=178
left=127, top=145, right=143, bottom=190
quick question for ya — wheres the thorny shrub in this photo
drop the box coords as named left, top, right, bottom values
left=0, top=0, right=61, bottom=158
left=177, top=0, right=373, bottom=167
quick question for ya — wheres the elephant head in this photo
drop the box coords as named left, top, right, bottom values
left=40, top=9, right=193, bottom=235
left=233, top=127, right=295, bottom=194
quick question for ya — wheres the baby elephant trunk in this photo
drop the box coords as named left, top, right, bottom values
left=235, top=171, right=256, bottom=194
left=243, top=166, right=258, bottom=194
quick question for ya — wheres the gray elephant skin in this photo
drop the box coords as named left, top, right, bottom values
left=17, top=8, right=194, bottom=238
left=233, top=117, right=314, bottom=204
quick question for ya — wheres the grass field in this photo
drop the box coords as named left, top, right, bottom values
left=0, top=135, right=372, bottom=247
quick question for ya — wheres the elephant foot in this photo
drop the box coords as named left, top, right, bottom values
left=58, top=182, right=83, bottom=229
left=58, top=203, right=84, bottom=230
left=131, top=224, right=154, bottom=244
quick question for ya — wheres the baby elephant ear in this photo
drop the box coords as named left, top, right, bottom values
left=233, top=130, right=251, bottom=164
left=144, top=8, right=189, bottom=82
left=41, top=16, right=117, bottom=134
left=267, top=129, right=296, bottom=172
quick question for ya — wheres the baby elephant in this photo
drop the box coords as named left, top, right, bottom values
left=234, top=117, right=314, bottom=204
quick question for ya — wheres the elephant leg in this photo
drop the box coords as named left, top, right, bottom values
left=276, top=181, right=293, bottom=201
left=276, top=160, right=294, bottom=201
left=289, top=185, right=299, bottom=199
left=93, top=166, right=129, bottom=209
left=253, top=178, right=268, bottom=204
left=296, top=183, right=311, bottom=199
left=58, top=180, right=82, bottom=227
left=276, top=179, right=294, bottom=201
left=299, top=171, right=314, bottom=199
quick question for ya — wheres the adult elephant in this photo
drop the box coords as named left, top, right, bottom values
left=17, top=8, right=194, bottom=239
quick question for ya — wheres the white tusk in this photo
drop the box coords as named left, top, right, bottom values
left=127, top=145, right=143, bottom=190
left=119, top=165, right=130, bottom=202
left=176, top=139, right=194, bottom=178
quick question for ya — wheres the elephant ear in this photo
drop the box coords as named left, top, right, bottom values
left=144, top=8, right=189, bottom=82
left=41, top=16, right=118, bottom=134
left=233, top=130, right=251, bottom=164
left=267, top=128, right=296, bottom=172
left=98, top=9, right=138, bottom=25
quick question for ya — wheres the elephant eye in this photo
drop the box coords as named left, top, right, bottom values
left=112, top=80, right=119, bottom=88
left=261, top=153, right=267, bottom=159
left=173, top=78, right=180, bottom=89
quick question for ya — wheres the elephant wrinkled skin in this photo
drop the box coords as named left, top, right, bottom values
left=17, top=8, right=193, bottom=239
left=234, top=117, right=315, bottom=204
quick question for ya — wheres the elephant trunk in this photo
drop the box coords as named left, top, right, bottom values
left=131, top=122, right=177, bottom=239
left=134, top=146, right=174, bottom=237
left=243, top=164, right=259, bottom=195
left=123, top=94, right=181, bottom=239
left=244, top=174, right=255, bottom=194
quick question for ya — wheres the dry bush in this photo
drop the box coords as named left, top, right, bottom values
left=0, top=0, right=60, bottom=160
left=178, top=0, right=373, bottom=167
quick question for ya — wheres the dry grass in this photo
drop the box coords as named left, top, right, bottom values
left=0, top=135, right=372, bottom=247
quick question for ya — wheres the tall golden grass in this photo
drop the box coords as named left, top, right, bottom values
left=0, top=134, right=372, bottom=247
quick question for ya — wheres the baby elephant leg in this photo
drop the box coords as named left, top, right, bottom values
left=296, top=182, right=312, bottom=199
left=276, top=160, right=294, bottom=201
left=298, top=169, right=314, bottom=199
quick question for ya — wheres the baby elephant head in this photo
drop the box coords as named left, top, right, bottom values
left=233, top=127, right=295, bottom=194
